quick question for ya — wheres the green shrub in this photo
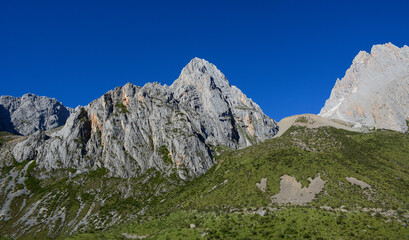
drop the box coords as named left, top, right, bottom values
left=158, top=145, right=172, bottom=165
left=115, top=102, right=129, bottom=114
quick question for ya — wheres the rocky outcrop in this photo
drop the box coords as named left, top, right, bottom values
left=9, top=58, right=278, bottom=179
left=319, top=43, right=409, bottom=132
left=0, top=93, right=73, bottom=135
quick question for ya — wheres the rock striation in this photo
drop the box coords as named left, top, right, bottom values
left=319, top=43, right=409, bottom=132
left=9, top=58, right=278, bottom=179
left=0, top=93, right=73, bottom=135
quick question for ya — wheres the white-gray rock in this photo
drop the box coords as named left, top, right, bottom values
left=319, top=43, right=409, bottom=132
left=9, top=58, right=278, bottom=179
left=0, top=93, right=73, bottom=135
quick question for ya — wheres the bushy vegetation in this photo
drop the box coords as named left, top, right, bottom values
left=68, top=126, right=409, bottom=239
left=158, top=145, right=172, bottom=165
left=295, top=116, right=309, bottom=123
left=0, top=132, right=9, bottom=147
left=68, top=208, right=408, bottom=239
left=24, top=161, right=45, bottom=194
left=2, top=126, right=409, bottom=239
left=142, top=127, right=409, bottom=213
left=115, top=103, right=129, bottom=114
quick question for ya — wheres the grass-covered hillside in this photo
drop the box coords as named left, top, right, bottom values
left=67, top=126, right=409, bottom=239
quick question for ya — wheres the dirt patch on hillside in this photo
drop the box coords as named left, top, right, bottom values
left=346, top=177, right=371, bottom=189
left=256, top=178, right=267, bottom=192
left=271, top=174, right=326, bottom=205
left=122, top=233, right=148, bottom=239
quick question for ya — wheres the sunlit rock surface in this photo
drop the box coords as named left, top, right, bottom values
left=0, top=94, right=73, bottom=135
left=9, top=58, right=278, bottom=179
left=320, top=43, right=409, bottom=132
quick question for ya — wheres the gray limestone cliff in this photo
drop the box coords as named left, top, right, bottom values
left=0, top=93, right=73, bottom=135
left=9, top=58, right=278, bottom=179
left=319, top=43, right=409, bottom=132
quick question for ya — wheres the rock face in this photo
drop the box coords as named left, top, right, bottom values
left=0, top=93, right=73, bottom=135
left=10, top=58, right=278, bottom=179
left=319, top=43, right=409, bottom=132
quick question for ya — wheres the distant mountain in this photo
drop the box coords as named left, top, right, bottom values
left=7, top=58, right=278, bottom=180
left=320, top=43, right=409, bottom=132
left=0, top=93, right=73, bottom=135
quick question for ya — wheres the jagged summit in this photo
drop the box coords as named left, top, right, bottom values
left=320, top=43, right=409, bottom=132
left=172, top=57, right=230, bottom=89
left=180, top=57, right=218, bottom=75
left=352, top=43, right=408, bottom=63
left=370, top=42, right=402, bottom=54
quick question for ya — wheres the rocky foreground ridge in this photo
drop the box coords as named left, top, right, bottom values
left=0, top=94, right=73, bottom=136
left=320, top=43, right=409, bottom=132
left=2, top=58, right=278, bottom=179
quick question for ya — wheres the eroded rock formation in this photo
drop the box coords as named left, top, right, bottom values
left=7, top=58, right=278, bottom=179
left=0, top=93, right=73, bottom=135
left=320, top=43, right=409, bottom=132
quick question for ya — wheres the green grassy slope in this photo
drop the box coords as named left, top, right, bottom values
left=67, top=126, right=409, bottom=239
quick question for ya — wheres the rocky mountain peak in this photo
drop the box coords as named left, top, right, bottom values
left=370, top=42, right=401, bottom=55
left=320, top=43, right=409, bottom=132
left=21, top=93, right=37, bottom=100
left=351, top=43, right=406, bottom=66
left=181, top=57, right=218, bottom=75
left=6, top=58, right=278, bottom=180
left=173, top=57, right=230, bottom=90
left=0, top=93, right=73, bottom=135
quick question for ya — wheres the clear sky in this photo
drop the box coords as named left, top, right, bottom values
left=1, top=0, right=408, bottom=120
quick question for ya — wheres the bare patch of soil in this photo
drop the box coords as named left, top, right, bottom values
left=256, top=178, right=267, bottom=192
left=346, top=177, right=371, bottom=189
left=271, top=174, right=326, bottom=205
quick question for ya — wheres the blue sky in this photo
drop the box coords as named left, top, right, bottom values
left=1, top=0, right=408, bottom=120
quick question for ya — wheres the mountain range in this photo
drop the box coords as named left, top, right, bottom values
left=2, top=57, right=277, bottom=180
left=0, top=43, right=408, bottom=239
